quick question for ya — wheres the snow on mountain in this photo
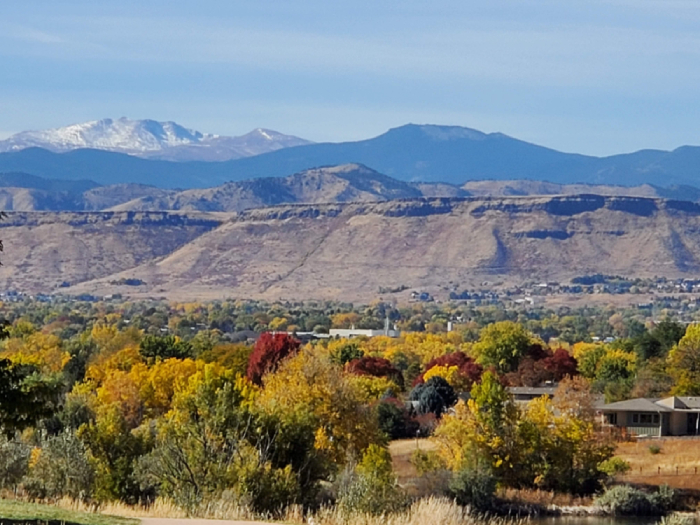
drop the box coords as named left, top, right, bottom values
left=0, top=118, right=312, bottom=161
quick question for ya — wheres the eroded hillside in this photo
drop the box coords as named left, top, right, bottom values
left=59, top=195, right=700, bottom=302
left=0, top=212, right=223, bottom=293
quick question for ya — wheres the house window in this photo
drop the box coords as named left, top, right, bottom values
left=633, top=413, right=659, bottom=425
left=605, top=413, right=617, bottom=425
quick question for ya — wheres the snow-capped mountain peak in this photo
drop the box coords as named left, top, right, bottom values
left=0, top=119, right=312, bottom=161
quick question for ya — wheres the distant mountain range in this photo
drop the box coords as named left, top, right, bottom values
left=1, top=165, right=700, bottom=212
left=0, top=118, right=311, bottom=162
left=3, top=121, right=700, bottom=189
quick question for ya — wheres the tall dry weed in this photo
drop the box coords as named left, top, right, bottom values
left=310, top=496, right=521, bottom=525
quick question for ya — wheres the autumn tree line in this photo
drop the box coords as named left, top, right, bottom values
left=0, top=300, right=696, bottom=516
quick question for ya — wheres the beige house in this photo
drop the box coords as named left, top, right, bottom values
left=600, top=396, right=700, bottom=437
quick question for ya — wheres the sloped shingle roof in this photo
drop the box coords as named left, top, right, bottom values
left=601, top=398, right=673, bottom=412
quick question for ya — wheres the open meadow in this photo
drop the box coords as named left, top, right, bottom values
left=616, top=438, right=700, bottom=491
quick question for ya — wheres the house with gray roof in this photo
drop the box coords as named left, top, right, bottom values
left=600, top=396, right=700, bottom=437
left=507, top=386, right=558, bottom=403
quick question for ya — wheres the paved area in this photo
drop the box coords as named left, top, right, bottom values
left=141, top=519, right=277, bottom=525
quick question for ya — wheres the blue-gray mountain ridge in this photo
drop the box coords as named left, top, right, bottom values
left=1, top=123, right=700, bottom=189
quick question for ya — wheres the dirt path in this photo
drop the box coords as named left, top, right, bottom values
left=141, top=518, right=278, bottom=525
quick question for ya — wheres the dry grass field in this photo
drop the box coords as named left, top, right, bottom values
left=616, top=438, right=700, bottom=490
left=64, top=195, right=700, bottom=302
left=389, top=438, right=439, bottom=485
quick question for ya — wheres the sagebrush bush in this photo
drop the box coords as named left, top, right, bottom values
left=448, top=467, right=497, bottom=512
left=0, top=434, right=30, bottom=491
left=649, top=444, right=662, bottom=455
left=23, top=431, right=94, bottom=502
left=651, top=484, right=676, bottom=512
left=336, top=445, right=409, bottom=516
left=594, top=484, right=676, bottom=515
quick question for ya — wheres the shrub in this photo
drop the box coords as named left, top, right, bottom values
left=0, top=435, right=30, bottom=491
left=448, top=466, right=497, bottom=512
left=649, top=444, right=662, bottom=455
left=594, top=485, right=676, bottom=515
left=651, top=484, right=677, bottom=512
left=410, top=450, right=446, bottom=476
left=598, top=457, right=631, bottom=477
left=337, top=445, right=408, bottom=516
left=23, top=431, right=94, bottom=502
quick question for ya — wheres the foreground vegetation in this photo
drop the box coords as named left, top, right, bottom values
left=0, top=298, right=698, bottom=520
left=0, top=499, right=137, bottom=525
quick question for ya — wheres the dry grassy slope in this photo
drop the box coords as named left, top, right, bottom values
left=461, top=179, right=661, bottom=197
left=0, top=212, right=224, bottom=292
left=109, top=164, right=422, bottom=212
left=68, top=195, right=700, bottom=302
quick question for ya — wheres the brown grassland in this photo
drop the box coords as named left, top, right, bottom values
left=615, top=438, right=700, bottom=490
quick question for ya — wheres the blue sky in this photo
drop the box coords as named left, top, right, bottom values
left=2, top=0, right=700, bottom=155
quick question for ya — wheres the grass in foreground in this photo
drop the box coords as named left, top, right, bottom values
left=0, top=499, right=138, bottom=525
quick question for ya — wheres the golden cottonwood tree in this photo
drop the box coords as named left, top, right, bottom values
left=257, top=348, right=382, bottom=465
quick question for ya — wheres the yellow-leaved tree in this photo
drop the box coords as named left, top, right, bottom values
left=668, top=324, right=700, bottom=395
left=434, top=372, right=614, bottom=493
left=257, top=347, right=382, bottom=465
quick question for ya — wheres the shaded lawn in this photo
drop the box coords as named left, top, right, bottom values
left=0, top=499, right=138, bottom=525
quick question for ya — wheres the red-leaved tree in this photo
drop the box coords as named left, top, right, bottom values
left=247, top=333, right=301, bottom=385
left=505, top=347, right=578, bottom=387
left=414, top=351, right=483, bottom=389
left=346, top=356, right=404, bottom=390
left=543, top=348, right=578, bottom=380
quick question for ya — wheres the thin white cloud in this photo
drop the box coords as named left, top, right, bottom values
left=3, top=24, right=64, bottom=44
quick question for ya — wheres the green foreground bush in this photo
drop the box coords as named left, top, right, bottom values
left=336, top=445, right=409, bottom=516
left=448, top=467, right=496, bottom=512
left=594, top=484, right=676, bottom=515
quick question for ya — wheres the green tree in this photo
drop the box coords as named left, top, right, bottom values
left=139, top=335, right=192, bottom=361
left=78, top=405, right=153, bottom=503
left=329, top=341, right=364, bottom=366
left=409, top=376, right=457, bottom=418
left=473, top=321, right=533, bottom=373
left=0, top=360, right=62, bottom=435
left=136, top=366, right=302, bottom=515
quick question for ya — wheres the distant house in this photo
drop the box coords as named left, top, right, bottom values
left=508, top=386, right=558, bottom=403
left=329, top=328, right=401, bottom=338
left=600, top=396, right=700, bottom=437
left=329, top=319, right=401, bottom=339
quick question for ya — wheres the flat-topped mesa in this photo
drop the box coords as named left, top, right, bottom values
left=231, top=194, right=700, bottom=222
left=0, top=210, right=224, bottom=228
left=5, top=193, right=700, bottom=301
